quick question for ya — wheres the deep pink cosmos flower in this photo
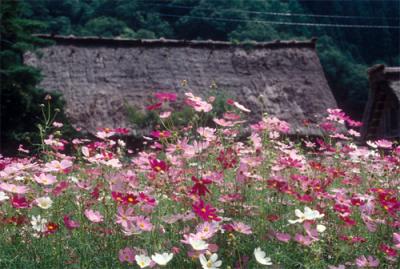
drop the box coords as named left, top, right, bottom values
left=63, top=215, right=80, bottom=230
left=380, top=244, right=398, bottom=257
left=151, top=130, right=171, bottom=139
left=154, top=92, right=177, bottom=102
left=192, top=199, right=221, bottom=222
left=146, top=102, right=162, bottom=111
left=149, top=158, right=168, bottom=173
left=11, top=195, right=30, bottom=208
left=191, top=176, right=212, bottom=197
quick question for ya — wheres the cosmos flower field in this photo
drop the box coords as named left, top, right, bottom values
left=0, top=92, right=399, bottom=268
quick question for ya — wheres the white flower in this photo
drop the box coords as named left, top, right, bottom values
left=151, top=252, right=173, bottom=266
left=199, top=253, right=222, bottom=269
left=35, top=196, right=53, bottom=209
left=31, top=215, right=47, bottom=232
left=189, top=236, right=209, bottom=250
left=254, top=247, right=273, bottom=266
left=233, top=101, right=251, bottom=113
left=135, top=254, right=151, bottom=268
left=317, top=224, right=327, bottom=233
left=0, top=191, right=9, bottom=202
left=288, top=207, right=324, bottom=224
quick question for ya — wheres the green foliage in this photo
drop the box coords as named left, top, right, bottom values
left=0, top=0, right=69, bottom=154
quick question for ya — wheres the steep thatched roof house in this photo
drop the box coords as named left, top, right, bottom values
left=361, top=64, right=400, bottom=141
left=24, top=35, right=338, bottom=136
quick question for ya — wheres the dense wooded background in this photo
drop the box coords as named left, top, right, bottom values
left=1, top=0, right=399, bottom=151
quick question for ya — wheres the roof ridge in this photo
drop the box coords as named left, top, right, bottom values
left=33, top=34, right=317, bottom=49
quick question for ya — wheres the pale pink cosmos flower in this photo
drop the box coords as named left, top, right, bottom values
left=393, top=233, right=400, bottom=249
left=33, top=173, right=57, bottom=185
left=116, top=206, right=135, bottom=229
left=17, top=144, right=30, bottom=154
left=374, top=139, right=393, bottom=149
left=348, top=129, right=360, bottom=137
left=294, top=234, right=314, bottom=246
left=84, top=209, right=104, bottom=223
left=355, top=255, right=379, bottom=267
left=0, top=182, right=30, bottom=194
left=134, top=216, right=153, bottom=232
left=197, top=127, right=216, bottom=141
left=263, top=116, right=290, bottom=133
left=231, top=221, right=252, bottom=235
left=119, top=247, right=136, bottom=264
left=159, top=111, right=172, bottom=119
left=213, top=118, right=235, bottom=127
left=195, top=222, right=218, bottom=240
left=44, top=159, right=73, bottom=172
left=185, top=92, right=212, bottom=112
left=52, top=121, right=63, bottom=128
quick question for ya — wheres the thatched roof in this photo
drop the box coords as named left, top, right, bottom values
left=24, top=35, right=338, bottom=136
left=361, top=64, right=400, bottom=140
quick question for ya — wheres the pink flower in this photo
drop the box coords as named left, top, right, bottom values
left=197, top=127, right=216, bottom=141
left=116, top=206, right=135, bottom=229
left=0, top=182, right=29, bottom=194
left=63, top=215, right=80, bottom=230
left=355, top=255, right=379, bottom=267
left=154, top=92, right=177, bottom=102
left=275, top=232, right=291, bottom=243
left=134, top=216, right=153, bottom=231
left=160, top=111, right=172, bottom=119
left=11, top=195, right=30, bottom=208
left=375, top=139, right=393, bottom=149
left=231, top=221, right=252, bottom=235
left=84, top=209, right=104, bottom=223
left=34, top=173, right=57, bottom=185
left=44, top=159, right=72, bottom=173
left=119, top=247, right=136, bottom=264
left=294, top=233, right=314, bottom=246
left=150, top=130, right=171, bottom=139
left=195, top=222, right=218, bottom=240
left=394, top=233, right=400, bottom=249
left=185, top=92, right=212, bottom=112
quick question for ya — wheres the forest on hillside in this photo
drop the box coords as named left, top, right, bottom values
left=1, top=0, right=399, bottom=149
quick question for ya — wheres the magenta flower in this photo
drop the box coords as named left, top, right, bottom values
left=84, top=209, right=104, bottom=223
left=154, top=92, right=177, bottom=102
left=192, top=199, right=221, bottom=222
left=11, top=195, right=30, bottom=208
left=275, top=232, right=291, bottom=243
left=63, top=215, right=80, bottom=230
